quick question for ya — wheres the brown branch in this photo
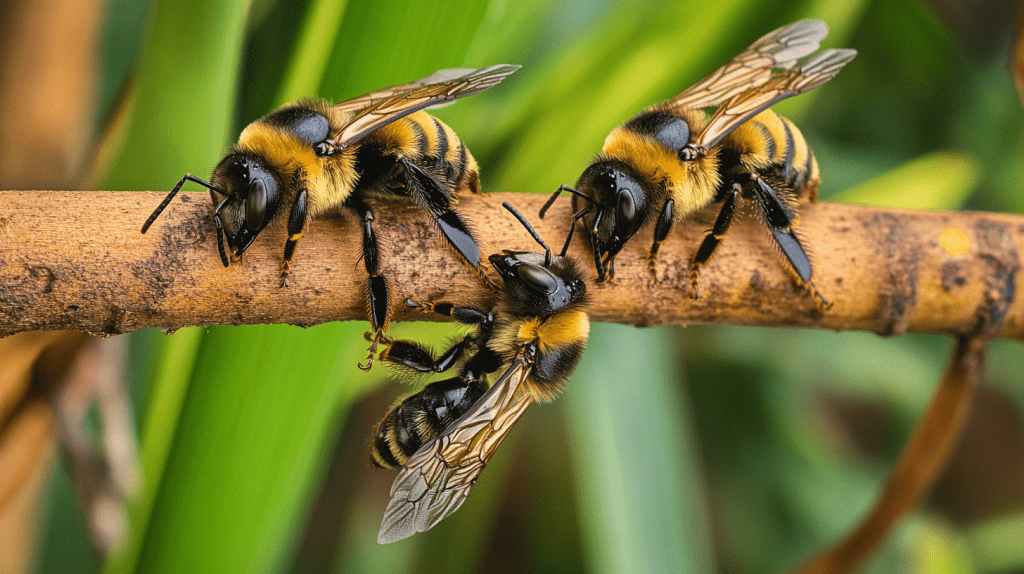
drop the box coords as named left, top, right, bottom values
left=1, top=190, right=1022, bottom=339
left=792, top=337, right=984, bottom=574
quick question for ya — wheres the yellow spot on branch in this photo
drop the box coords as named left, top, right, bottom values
left=940, top=227, right=970, bottom=256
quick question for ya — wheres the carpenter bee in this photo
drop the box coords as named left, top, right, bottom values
left=141, top=66, right=519, bottom=368
left=540, top=20, right=854, bottom=304
left=370, top=202, right=589, bottom=543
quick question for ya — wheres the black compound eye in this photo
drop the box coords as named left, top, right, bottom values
left=246, top=178, right=267, bottom=230
left=517, top=264, right=558, bottom=294
left=616, top=189, right=636, bottom=237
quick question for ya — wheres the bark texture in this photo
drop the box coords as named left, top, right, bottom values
left=1, top=190, right=1022, bottom=340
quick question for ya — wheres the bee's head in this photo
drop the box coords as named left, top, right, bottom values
left=574, top=160, right=650, bottom=278
left=492, top=202, right=587, bottom=316
left=489, top=251, right=586, bottom=316
left=208, top=152, right=284, bottom=266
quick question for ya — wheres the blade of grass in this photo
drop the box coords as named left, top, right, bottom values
left=134, top=322, right=374, bottom=574
left=104, top=328, right=205, bottom=574
left=832, top=151, right=979, bottom=209
left=275, top=0, right=350, bottom=105
left=318, top=0, right=490, bottom=99
left=96, top=0, right=250, bottom=191
left=564, top=324, right=714, bottom=574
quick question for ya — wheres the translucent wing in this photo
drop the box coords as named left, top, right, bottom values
left=332, top=65, right=519, bottom=147
left=332, top=68, right=488, bottom=114
left=667, top=19, right=830, bottom=112
left=377, top=353, right=533, bottom=544
left=689, top=48, right=856, bottom=151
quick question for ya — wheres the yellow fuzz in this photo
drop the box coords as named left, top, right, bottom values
left=516, top=310, right=590, bottom=352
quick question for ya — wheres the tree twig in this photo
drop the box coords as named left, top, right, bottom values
left=1, top=190, right=1022, bottom=339
left=792, top=337, right=984, bottom=574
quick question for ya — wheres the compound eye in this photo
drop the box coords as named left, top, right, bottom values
left=517, top=263, right=558, bottom=294
left=246, top=178, right=267, bottom=230
left=616, top=189, right=636, bottom=237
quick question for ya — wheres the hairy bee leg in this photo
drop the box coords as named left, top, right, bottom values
left=352, top=199, right=392, bottom=372
left=589, top=211, right=607, bottom=281
left=407, top=300, right=493, bottom=328
left=379, top=301, right=492, bottom=372
left=463, top=169, right=482, bottom=194
left=399, top=157, right=482, bottom=269
left=747, top=174, right=828, bottom=306
left=647, top=199, right=675, bottom=281
left=475, top=266, right=501, bottom=291
left=377, top=336, right=470, bottom=373
left=280, top=189, right=309, bottom=288
left=690, top=186, right=740, bottom=299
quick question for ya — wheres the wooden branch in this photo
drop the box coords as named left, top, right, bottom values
left=1, top=190, right=1022, bottom=339
left=793, top=337, right=984, bottom=573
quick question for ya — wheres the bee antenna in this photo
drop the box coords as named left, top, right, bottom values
left=141, top=173, right=226, bottom=233
left=539, top=185, right=594, bottom=219
left=502, top=201, right=551, bottom=267
left=558, top=204, right=593, bottom=258
left=214, top=195, right=231, bottom=214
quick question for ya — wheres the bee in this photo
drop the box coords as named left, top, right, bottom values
left=540, top=20, right=855, bottom=304
left=140, top=66, right=519, bottom=369
left=370, top=202, right=589, bottom=543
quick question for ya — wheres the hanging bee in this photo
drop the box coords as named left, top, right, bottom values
left=540, top=20, right=855, bottom=304
left=140, top=66, right=519, bottom=369
left=370, top=202, right=589, bottom=543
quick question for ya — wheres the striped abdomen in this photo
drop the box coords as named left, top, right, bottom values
left=359, top=110, right=480, bottom=196
left=370, top=376, right=487, bottom=469
left=721, top=109, right=820, bottom=200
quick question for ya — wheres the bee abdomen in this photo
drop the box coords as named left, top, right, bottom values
left=370, top=377, right=488, bottom=469
left=750, top=112, right=815, bottom=187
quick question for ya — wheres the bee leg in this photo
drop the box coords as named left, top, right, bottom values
left=647, top=199, right=675, bottom=282
left=399, top=158, right=483, bottom=272
left=690, top=185, right=740, bottom=299
left=377, top=335, right=470, bottom=374
left=353, top=199, right=392, bottom=372
left=747, top=174, right=830, bottom=308
left=589, top=211, right=608, bottom=282
left=475, top=266, right=501, bottom=291
left=280, top=189, right=309, bottom=288
left=605, top=257, right=619, bottom=284
left=407, top=300, right=494, bottom=329
left=463, top=169, right=482, bottom=194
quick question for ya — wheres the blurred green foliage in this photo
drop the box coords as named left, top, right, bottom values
left=34, top=0, right=1024, bottom=573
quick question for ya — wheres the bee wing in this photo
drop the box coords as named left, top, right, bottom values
left=690, top=48, right=856, bottom=151
left=332, top=65, right=519, bottom=147
left=332, top=68, right=488, bottom=114
left=667, top=19, right=830, bottom=112
left=377, top=354, right=534, bottom=544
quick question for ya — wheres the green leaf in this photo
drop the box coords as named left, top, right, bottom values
left=133, top=323, right=377, bottom=574
left=832, top=151, right=980, bottom=210
left=318, top=0, right=490, bottom=99
left=275, top=0, right=350, bottom=105
left=564, top=324, right=714, bottom=574
left=97, top=0, right=250, bottom=191
left=104, top=328, right=204, bottom=574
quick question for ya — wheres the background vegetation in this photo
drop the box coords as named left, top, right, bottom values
left=33, top=0, right=1024, bottom=572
